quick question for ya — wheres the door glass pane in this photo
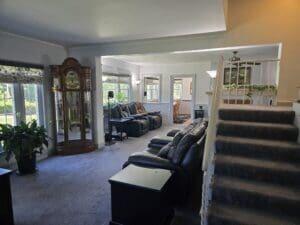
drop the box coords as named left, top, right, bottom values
left=54, top=91, right=64, bottom=143
left=119, top=83, right=129, bottom=103
left=84, top=92, right=92, bottom=140
left=66, top=91, right=81, bottom=140
left=0, top=83, right=15, bottom=125
left=23, top=83, right=39, bottom=124
left=144, top=77, right=160, bottom=102
left=173, top=80, right=183, bottom=100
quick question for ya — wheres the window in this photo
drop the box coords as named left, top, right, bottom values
left=0, top=62, right=44, bottom=126
left=173, top=79, right=183, bottom=100
left=0, top=83, right=15, bottom=125
left=144, top=76, right=160, bottom=103
left=102, top=74, right=131, bottom=105
left=224, top=67, right=251, bottom=85
left=23, top=83, right=39, bottom=123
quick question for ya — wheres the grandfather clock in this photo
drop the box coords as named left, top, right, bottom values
left=50, top=58, right=96, bottom=155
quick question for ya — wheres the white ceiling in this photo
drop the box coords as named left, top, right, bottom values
left=106, top=45, right=280, bottom=65
left=0, top=0, right=226, bottom=46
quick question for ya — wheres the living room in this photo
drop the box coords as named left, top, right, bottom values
left=0, top=1, right=300, bottom=225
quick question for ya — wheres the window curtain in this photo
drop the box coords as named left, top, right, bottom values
left=0, top=64, right=44, bottom=84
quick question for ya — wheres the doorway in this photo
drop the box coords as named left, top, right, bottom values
left=170, top=74, right=196, bottom=124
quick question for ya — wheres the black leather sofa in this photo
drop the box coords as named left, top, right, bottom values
left=111, top=104, right=149, bottom=137
left=110, top=102, right=163, bottom=137
left=129, top=102, right=162, bottom=130
left=123, top=120, right=208, bottom=204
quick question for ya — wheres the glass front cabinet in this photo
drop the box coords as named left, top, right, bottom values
left=51, top=58, right=95, bottom=154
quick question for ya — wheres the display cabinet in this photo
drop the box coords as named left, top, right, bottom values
left=51, top=58, right=95, bottom=155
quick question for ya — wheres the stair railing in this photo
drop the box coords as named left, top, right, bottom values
left=223, top=58, right=280, bottom=106
left=201, top=56, right=224, bottom=225
left=200, top=57, right=281, bottom=225
left=202, top=56, right=224, bottom=171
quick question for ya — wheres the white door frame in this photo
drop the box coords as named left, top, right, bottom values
left=169, top=74, right=196, bottom=124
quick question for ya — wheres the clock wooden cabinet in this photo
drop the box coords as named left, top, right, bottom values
left=50, top=58, right=96, bottom=155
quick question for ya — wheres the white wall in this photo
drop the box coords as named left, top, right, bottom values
left=251, top=62, right=278, bottom=85
left=140, top=62, right=211, bottom=104
left=102, top=57, right=140, bottom=101
left=0, top=31, right=67, bottom=167
left=140, top=62, right=211, bottom=124
left=69, top=0, right=300, bottom=104
left=0, top=31, right=67, bottom=65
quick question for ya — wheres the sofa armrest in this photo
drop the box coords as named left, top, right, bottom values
left=166, top=129, right=181, bottom=137
left=127, top=152, right=179, bottom=171
left=150, top=135, right=173, bottom=144
left=130, top=113, right=147, bottom=119
left=119, top=115, right=134, bottom=120
left=148, top=111, right=161, bottom=115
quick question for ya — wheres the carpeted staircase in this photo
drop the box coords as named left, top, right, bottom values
left=208, top=107, right=300, bottom=225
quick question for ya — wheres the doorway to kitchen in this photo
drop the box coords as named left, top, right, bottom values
left=170, top=74, right=196, bottom=124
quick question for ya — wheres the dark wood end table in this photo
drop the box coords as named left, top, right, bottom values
left=0, top=168, right=14, bottom=225
left=109, top=118, right=132, bottom=141
left=109, top=165, right=174, bottom=225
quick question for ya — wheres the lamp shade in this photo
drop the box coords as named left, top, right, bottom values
left=206, top=70, right=217, bottom=78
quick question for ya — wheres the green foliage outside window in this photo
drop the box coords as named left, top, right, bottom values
left=102, top=78, right=130, bottom=105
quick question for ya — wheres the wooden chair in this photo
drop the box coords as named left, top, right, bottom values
left=173, top=100, right=181, bottom=122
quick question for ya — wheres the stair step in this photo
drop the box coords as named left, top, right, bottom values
left=208, top=203, right=299, bottom=225
left=219, top=108, right=295, bottom=124
left=216, top=135, right=300, bottom=162
left=171, top=208, right=201, bottom=225
left=212, top=176, right=300, bottom=218
left=215, top=155, right=300, bottom=187
left=217, top=120, right=299, bottom=141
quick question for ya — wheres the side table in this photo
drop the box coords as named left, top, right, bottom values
left=109, top=118, right=132, bottom=141
left=0, top=168, right=14, bottom=225
left=109, top=165, right=174, bottom=225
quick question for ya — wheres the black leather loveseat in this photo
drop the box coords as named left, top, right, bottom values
left=123, top=120, right=208, bottom=205
left=130, top=102, right=162, bottom=130
left=110, top=102, right=163, bottom=137
left=111, top=104, right=149, bottom=137
left=135, top=102, right=162, bottom=130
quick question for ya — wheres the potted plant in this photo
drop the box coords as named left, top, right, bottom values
left=0, top=120, right=48, bottom=175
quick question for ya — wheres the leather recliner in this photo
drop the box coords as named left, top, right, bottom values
left=129, top=102, right=162, bottom=130
left=111, top=104, right=149, bottom=137
left=123, top=120, right=208, bottom=204
left=148, top=118, right=204, bottom=149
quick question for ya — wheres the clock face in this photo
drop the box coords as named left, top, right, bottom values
left=65, top=70, right=80, bottom=89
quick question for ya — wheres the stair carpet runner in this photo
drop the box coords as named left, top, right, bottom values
left=208, top=108, right=300, bottom=225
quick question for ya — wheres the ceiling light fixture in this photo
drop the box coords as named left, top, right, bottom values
left=171, top=44, right=280, bottom=55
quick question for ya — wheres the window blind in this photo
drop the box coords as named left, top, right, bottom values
left=0, top=62, right=44, bottom=84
